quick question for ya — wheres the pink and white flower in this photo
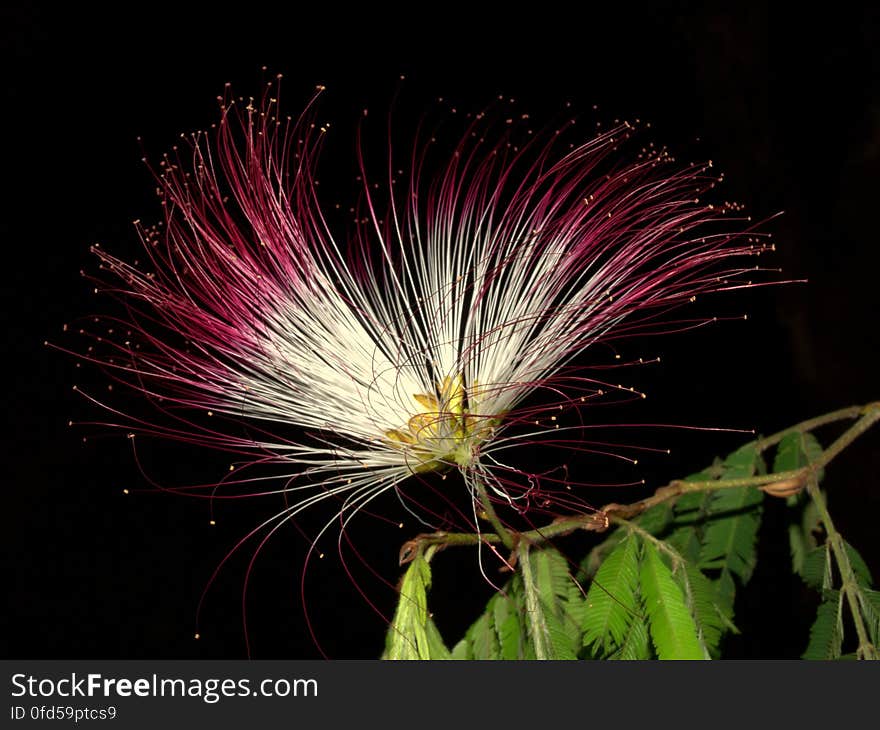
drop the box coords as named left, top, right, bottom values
left=72, top=79, right=773, bottom=564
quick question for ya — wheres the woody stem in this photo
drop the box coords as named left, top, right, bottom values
left=404, top=402, right=880, bottom=557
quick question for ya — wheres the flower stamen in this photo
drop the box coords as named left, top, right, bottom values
left=385, top=375, right=501, bottom=471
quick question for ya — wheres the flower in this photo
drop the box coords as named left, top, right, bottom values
left=75, top=78, right=771, bottom=554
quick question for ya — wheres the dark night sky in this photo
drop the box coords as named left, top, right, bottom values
left=3, top=3, right=879, bottom=660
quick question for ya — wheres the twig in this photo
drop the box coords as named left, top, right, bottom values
left=805, top=474, right=878, bottom=659
left=751, top=404, right=868, bottom=453
left=398, top=402, right=880, bottom=561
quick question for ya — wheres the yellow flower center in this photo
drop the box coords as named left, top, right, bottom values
left=384, top=375, right=501, bottom=472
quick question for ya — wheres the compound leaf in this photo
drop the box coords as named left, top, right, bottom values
left=844, top=541, right=873, bottom=588
left=774, top=431, right=824, bottom=481
left=802, top=545, right=832, bottom=592
left=468, top=605, right=501, bottom=660
left=582, top=535, right=640, bottom=655
left=802, top=590, right=843, bottom=660
left=639, top=542, right=705, bottom=660
left=608, top=610, right=651, bottom=660
left=678, top=562, right=731, bottom=658
left=385, top=552, right=436, bottom=660
left=519, top=546, right=583, bottom=660
left=698, top=482, right=763, bottom=583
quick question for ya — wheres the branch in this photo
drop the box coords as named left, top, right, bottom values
left=805, top=474, right=878, bottom=660
left=602, top=401, right=880, bottom=520
left=398, top=402, right=880, bottom=563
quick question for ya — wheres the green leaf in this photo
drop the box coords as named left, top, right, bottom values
left=801, top=498, right=823, bottom=546
left=857, top=588, right=880, bottom=647
left=844, top=541, right=874, bottom=588
left=713, top=569, right=736, bottom=619
left=802, top=545, right=832, bottom=591
left=639, top=542, right=705, bottom=660
left=789, top=493, right=823, bottom=577
left=861, top=587, right=880, bottom=614
left=638, top=502, right=674, bottom=535
left=722, top=444, right=761, bottom=476
left=802, top=590, right=843, bottom=660
left=608, top=611, right=651, bottom=660
left=698, top=484, right=763, bottom=583
left=533, top=549, right=581, bottom=660
left=778, top=432, right=826, bottom=579
left=450, top=547, right=585, bottom=661
left=671, top=484, right=714, bottom=521
left=666, top=525, right=704, bottom=564
left=493, top=592, right=524, bottom=660
left=804, top=540, right=874, bottom=594
left=541, top=600, right=579, bottom=660
left=384, top=553, right=435, bottom=660
left=774, top=431, right=824, bottom=480
left=533, top=548, right=585, bottom=625
left=519, top=544, right=552, bottom=659
left=536, top=548, right=585, bottom=652
left=582, top=535, right=640, bottom=656
left=640, top=447, right=760, bottom=538
left=677, top=562, right=731, bottom=658
left=666, top=489, right=714, bottom=563
left=579, top=532, right=625, bottom=581
left=468, top=605, right=501, bottom=660
left=450, top=637, right=471, bottom=660
left=519, top=545, right=583, bottom=659
left=670, top=452, right=759, bottom=565
left=789, top=523, right=807, bottom=576
left=425, top=617, right=451, bottom=659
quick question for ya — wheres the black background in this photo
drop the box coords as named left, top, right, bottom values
left=3, top=3, right=879, bottom=660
